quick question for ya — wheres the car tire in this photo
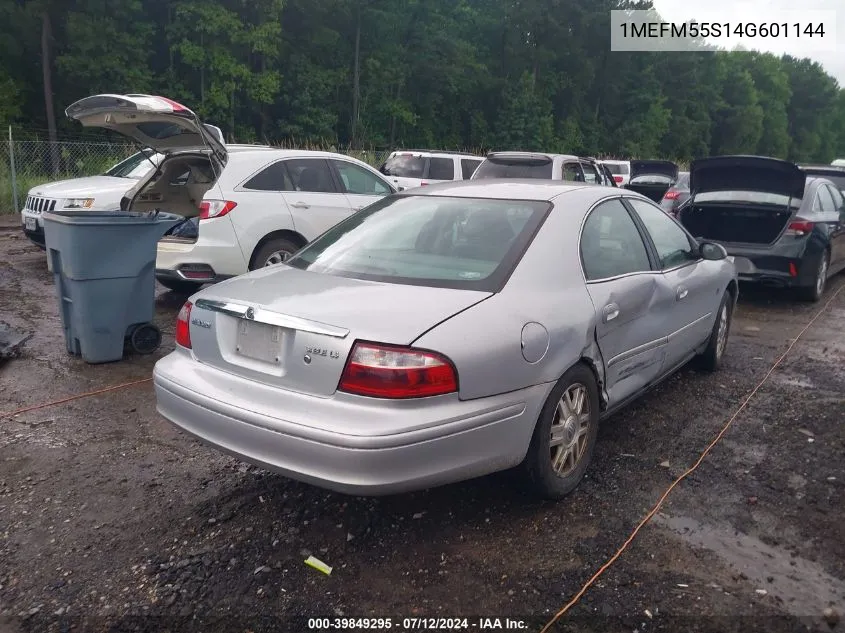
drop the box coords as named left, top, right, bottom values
left=157, top=278, right=204, bottom=294
left=250, top=237, right=301, bottom=270
left=796, top=251, right=829, bottom=303
left=696, top=289, right=733, bottom=372
left=522, top=363, right=601, bottom=500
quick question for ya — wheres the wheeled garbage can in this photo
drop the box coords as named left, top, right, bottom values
left=42, top=210, right=183, bottom=364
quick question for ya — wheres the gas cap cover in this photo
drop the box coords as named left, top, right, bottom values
left=521, top=322, right=550, bottom=363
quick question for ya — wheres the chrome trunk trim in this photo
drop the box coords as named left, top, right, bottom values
left=194, top=298, right=349, bottom=338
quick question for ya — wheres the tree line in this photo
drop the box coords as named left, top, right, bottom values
left=1, top=0, right=844, bottom=163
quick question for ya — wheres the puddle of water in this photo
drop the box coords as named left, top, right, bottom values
left=656, top=513, right=845, bottom=616
left=770, top=373, right=815, bottom=389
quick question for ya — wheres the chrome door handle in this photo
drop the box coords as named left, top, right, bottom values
left=677, top=286, right=689, bottom=300
left=602, top=303, right=620, bottom=322
left=290, top=201, right=309, bottom=209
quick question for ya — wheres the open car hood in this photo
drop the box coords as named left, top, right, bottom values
left=690, top=156, right=805, bottom=199
left=65, top=94, right=227, bottom=167
left=630, top=160, right=678, bottom=181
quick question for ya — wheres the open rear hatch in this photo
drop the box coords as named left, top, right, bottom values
left=679, top=156, right=805, bottom=246
left=186, top=266, right=492, bottom=397
left=624, top=160, right=678, bottom=202
left=65, top=94, right=228, bottom=218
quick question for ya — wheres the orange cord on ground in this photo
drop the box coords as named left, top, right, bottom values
left=540, top=283, right=845, bottom=633
left=0, top=377, right=152, bottom=420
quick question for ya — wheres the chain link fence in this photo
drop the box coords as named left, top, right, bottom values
left=1, top=133, right=392, bottom=215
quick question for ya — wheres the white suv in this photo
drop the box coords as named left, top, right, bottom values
left=597, top=160, right=631, bottom=185
left=378, top=150, right=484, bottom=190
left=154, top=149, right=397, bottom=292
left=471, top=152, right=611, bottom=184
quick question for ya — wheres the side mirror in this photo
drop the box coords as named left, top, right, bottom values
left=699, top=241, right=728, bottom=261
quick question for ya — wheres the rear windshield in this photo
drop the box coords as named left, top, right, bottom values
left=630, top=174, right=673, bottom=185
left=285, top=195, right=551, bottom=292
left=694, top=191, right=802, bottom=207
left=602, top=163, right=630, bottom=175
left=675, top=172, right=690, bottom=188
left=380, top=155, right=425, bottom=178
left=472, top=159, right=553, bottom=180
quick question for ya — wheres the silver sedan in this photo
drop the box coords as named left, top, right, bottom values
left=153, top=180, right=737, bottom=499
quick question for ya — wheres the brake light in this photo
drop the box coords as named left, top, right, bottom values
left=419, top=181, right=429, bottom=186
left=199, top=200, right=237, bottom=220
left=613, top=175, right=623, bottom=183
left=789, top=262, right=798, bottom=277
left=785, top=220, right=814, bottom=237
left=663, top=190, right=680, bottom=200
left=338, top=342, right=458, bottom=399
left=154, top=96, right=189, bottom=112
left=175, top=301, right=193, bottom=349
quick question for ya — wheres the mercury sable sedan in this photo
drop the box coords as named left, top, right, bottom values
left=153, top=181, right=738, bottom=499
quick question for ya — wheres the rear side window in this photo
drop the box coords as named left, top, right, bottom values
left=242, top=160, right=293, bottom=191
left=603, top=163, right=629, bottom=175
left=380, top=155, right=426, bottom=178
left=472, top=158, right=553, bottom=180
left=284, top=159, right=337, bottom=193
left=461, top=159, right=482, bottom=180
left=828, top=185, right=845, bottom=211
left=428, top=157, right=455, bottom=180
left=580, top=199, right=652, bottom=280
left=816, top=186, right=836, bottom=213
left=562, top=163, right=583, bottom=182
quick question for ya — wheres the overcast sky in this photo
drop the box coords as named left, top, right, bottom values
left=651, top=0, right=843, bottom=86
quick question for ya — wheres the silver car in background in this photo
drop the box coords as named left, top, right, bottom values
left=153, top=181, right=737, bottom=499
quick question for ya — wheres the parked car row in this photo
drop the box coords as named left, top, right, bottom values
left=18, top=93, right=845, bottom=502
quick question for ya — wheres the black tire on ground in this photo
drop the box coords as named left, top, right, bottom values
left=696, top=289, right=733, bottom=372
left=157, top=278, right=204, bottom=294
left=129, top=323, right=162, bottom=355
left=522, top=363, right=601, bottom=500
left=796, top=251, right=829, bottom=303
left=250, top=237, right=302, bottom=271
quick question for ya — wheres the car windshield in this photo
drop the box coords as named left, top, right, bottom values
left=472, top=159, right=553, bottom=179
left=694, top=190, right=802, bottom=207
left=602, top=163, right=629, bottom=175
left=380, top=155, right=426, bottom=178
left=285, top=195, right=551, bottom=292
left=105, top=150, right=157, bottom=178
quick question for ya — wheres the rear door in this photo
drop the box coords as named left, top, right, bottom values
left=281, top=158, right=352, bottom=240
left=626, top=197, right=720, bottom=368
left=580, top=198, right=672, bottom=405
left=329, top=159, right=394, bottom=212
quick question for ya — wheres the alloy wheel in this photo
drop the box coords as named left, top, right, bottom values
left=549, top=383, right=591, bottom=477
left=716, top=303, right=729, bottom=359
left=264, top=251, right=291, bottom=266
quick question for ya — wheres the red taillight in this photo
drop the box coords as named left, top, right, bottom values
left=789, top=262, right=798, bottom=277
left=419, top=181, right=429, bottom=186
left=175, top=301, right=193, bottom=349
left=338, top=342, right=458, bottom=399
left=199, top=200, right=237, bottom=220
left=613, top=176, right=623, bottom=183
left=154, top=96, right=189, bottom=112
left=663, top=190, right=680, bottom=200
left=785, top=220, right=814, bottom=237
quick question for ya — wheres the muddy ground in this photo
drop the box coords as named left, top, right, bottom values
left=0, top=218, right=843, bottom=633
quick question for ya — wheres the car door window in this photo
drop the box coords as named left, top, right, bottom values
left=627, top=198, right=697, bottom=270
left=828, top=185, right=845, bottom=217
left=581, top=162, right=600, bottom=183
left=284, top=159, right=337, bottom=193
left=580, top=199, right=653, bottom=281
left=332, top=160, right=392, bottom=196
left=562, top=162, right=583, bottom=182
left=242, top=160, right=294, bottom=191
left=817, top=185, right=837, bottom=213
left=428, top=157, right=455, bottom=180
left=461, top=159, right=482, bottom=180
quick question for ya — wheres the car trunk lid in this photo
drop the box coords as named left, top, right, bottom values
left=679, top=156, right=805, bottom=247
left=186, top=266, right=492, bottom=397
left=625, top=160, right=679, bottom=202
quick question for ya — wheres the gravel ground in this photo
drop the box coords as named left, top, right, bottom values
left=0, top=220, right=843, bottom=633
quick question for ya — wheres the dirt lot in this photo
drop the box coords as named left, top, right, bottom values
left=1, top=219, right=843, bottom=633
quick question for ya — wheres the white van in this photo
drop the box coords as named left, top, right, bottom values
left=378, top=150, right=484, bottom=190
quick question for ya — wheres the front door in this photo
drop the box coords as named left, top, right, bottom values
left=329, top=159, right=394, bottom=213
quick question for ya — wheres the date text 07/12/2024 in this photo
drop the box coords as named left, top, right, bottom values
left=619, top=21, right=826, bottom=39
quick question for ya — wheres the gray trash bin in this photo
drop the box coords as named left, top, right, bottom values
left=42, top=210, right=183, bottom=364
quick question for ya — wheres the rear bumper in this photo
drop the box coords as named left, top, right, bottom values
left=155, top=216, right=248, bottom=280
left=153, top=351, right=550, bottom=495
left=727, top=244, right=820, bottom=288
